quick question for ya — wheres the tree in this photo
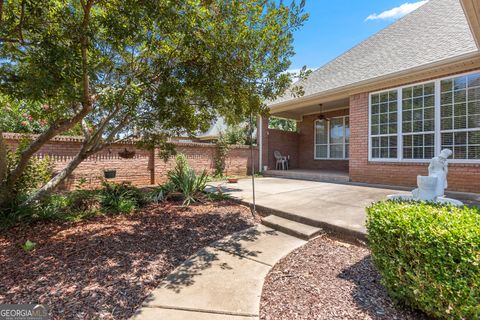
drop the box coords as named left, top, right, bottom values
left=0, top=0, right=308, bottom=207
left=269, top=117, right=297, bottom=131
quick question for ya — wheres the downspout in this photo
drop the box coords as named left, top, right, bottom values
left=258, top=116, right=263, bottom=172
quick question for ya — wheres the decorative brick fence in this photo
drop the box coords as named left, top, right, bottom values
left=3, top=133, right=258, bottom=190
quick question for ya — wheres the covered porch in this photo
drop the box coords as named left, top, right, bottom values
left=259, top=95, right=351, bottom=181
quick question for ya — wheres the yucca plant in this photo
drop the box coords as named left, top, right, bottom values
left=168, top=154, right=208, bottom=205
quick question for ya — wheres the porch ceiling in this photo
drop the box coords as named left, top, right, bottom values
left=270, top=97, right=349, bottom=120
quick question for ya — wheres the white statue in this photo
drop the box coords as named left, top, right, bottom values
left=388, top=149, right=463, bottom=206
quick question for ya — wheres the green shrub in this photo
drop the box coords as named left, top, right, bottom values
left=0, top=138, right=54, bottom=221
left=167, top=154, right=208, bottom=205
left=147, top=182, right=175, bottom=203
left=99, top=182, right=148, bottom=213
left=367, top=201, right=480, bottom=319
left=214, top=134, right=229, bottom=177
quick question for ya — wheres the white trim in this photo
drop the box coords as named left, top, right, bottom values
left=258, top=116, right=263, bottom=172
left=368, top=70, right=480, bottom=163
left=434, top=80, right=442, bottom=156
left=314, top=115, right=350, bottom=160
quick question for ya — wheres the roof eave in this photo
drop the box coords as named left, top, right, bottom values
left=270, top=51, right=480, bottom=113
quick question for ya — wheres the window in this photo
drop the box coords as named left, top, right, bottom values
left=402, top=82, right=435, bottom=159
left=369, top=71, right=480, bottom=162
left=315, top=116, right=349, bottom=159
left=440, top=73, right=480, bottom=160
left=370, top=90, right=398, bottom=159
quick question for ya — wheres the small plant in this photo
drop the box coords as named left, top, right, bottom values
left=207, top=188, right=232, bottom=202
left=168, top=154, right=208, bottom=205
left=148, top=182, right=175, bottom=203
left=99, top=182, right=147, bottom=213
left=22, top=240, right=36, bottom=253
left=367, top=201, right=480, bottom=319
left=76, top=177, right=88, bottom=190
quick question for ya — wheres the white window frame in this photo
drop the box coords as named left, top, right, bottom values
left=314, top=115, right=349, bottom=160
left=368, top=70, right=480, bottom=164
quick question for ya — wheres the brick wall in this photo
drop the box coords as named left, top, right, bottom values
left=349, top=93, right=480, bottom=193
left=3, top=133, right=258, bottom=190
left=267, top=129, right=299, bottom=169
left=296, top=110, right=349, bottom=172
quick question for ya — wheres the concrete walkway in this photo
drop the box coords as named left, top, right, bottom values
left=208, top=177, right=406, bottom=240
left=132, top=225, right=306, bottom=319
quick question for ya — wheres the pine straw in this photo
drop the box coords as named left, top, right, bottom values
left=260, top=235, right=430, bottom=320
left=0, top=201, right=258, bottom=319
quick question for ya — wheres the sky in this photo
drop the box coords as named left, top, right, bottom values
left=289, top=0, right=429, bottom=72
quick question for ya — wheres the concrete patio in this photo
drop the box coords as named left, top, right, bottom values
left=208, top=177, right=407, bottom=241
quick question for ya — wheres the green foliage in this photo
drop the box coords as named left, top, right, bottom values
left=366, top=201, right=480, bottom=319
left=21, top=240, right=36, bottom=253
left=224, top=125, right=248, bottom=145
left=99, top=182, right=148, bottom=214
left=214, top=134, right=230, bottom=177
left=1, top=0, right=308, bottom=142
left=0, top=95, right=82, bottom=135
left=207, top=188, right=233, bottom=202
left=147, top=182, right=176, bottom=203
left=269, top=117, right=297, bottom=132
left=0, top=138, right=54, bottom=218
left=167, top=154, right=208, bottom=205
left=0, top=0, right=307, bottom=205
left=7, top=139, right=54, bottom=194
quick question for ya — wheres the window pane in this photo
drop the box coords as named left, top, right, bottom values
left=329, top=144, right=343, bottom=158
left=441, top=79, right=452, bottom=92
left=468, top=146, right=480, bottom=160
left=315, top=120, right=328, bottom=144
left=330, top=118, right=344, bottom=144
left=345, top=117, right=350, bottom=143
left=401, top=82, right=435, bottom=159
left=315, top=145, right=327, bottom=158
left=468, top=73, right=480, bottom=88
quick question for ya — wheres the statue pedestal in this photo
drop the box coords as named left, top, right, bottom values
left=386, top=149, right=463, bottom=206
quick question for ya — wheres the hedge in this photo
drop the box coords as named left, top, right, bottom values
left=366, top=201, right=480, bottom=319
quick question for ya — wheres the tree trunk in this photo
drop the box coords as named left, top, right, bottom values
left=0, top=132, right=7, bottom=183
left=0, top=132, right=11, bottom=208
left=23, top=150, right=88, bottom=206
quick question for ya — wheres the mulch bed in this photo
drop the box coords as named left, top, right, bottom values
left=260, top=235, right=430, bottom=320
left=0, top=200, right=258, bottom=319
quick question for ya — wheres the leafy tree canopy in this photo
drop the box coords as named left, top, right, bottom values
left=0, top=0, right=308, bottom=205
left=269, top=117, right=297, bottom=132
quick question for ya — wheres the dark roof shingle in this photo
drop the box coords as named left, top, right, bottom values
left=272, top=0, right=478, bottom=106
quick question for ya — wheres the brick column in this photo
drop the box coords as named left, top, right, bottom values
left=349, top=93, right=369, bottom=182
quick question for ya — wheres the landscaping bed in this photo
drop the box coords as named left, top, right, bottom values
left=0, top=200, right=258, bottom=319
left=260, top=235, right=429, bottom=320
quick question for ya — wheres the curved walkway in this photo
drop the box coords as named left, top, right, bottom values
left=132, top=224, right=306, bottom=320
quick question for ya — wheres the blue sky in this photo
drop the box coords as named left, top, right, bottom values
left=289, top=0, right=428, bottom=71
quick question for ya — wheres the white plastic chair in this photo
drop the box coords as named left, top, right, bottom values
left=274, top=151, right=288, bottom=170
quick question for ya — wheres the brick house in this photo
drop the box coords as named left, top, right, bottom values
left=259, top=0, right=480, bottom=193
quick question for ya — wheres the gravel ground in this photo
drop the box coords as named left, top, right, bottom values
left=0, top=200, right=258, bottom=319
left=260, top=235, right=430, bottom=320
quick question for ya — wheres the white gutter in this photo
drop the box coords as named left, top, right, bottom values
left=258, top=116, right=263, bottom=172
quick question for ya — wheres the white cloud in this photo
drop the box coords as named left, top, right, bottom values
left=365, top=1, right=428, bottom=21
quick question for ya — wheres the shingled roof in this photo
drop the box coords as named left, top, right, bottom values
left=271, top=0, right=478, bottom=106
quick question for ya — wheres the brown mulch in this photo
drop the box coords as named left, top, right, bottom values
left=0, top=201, right=258, bottom=319
left=260, top=235, right=430, bottom=320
